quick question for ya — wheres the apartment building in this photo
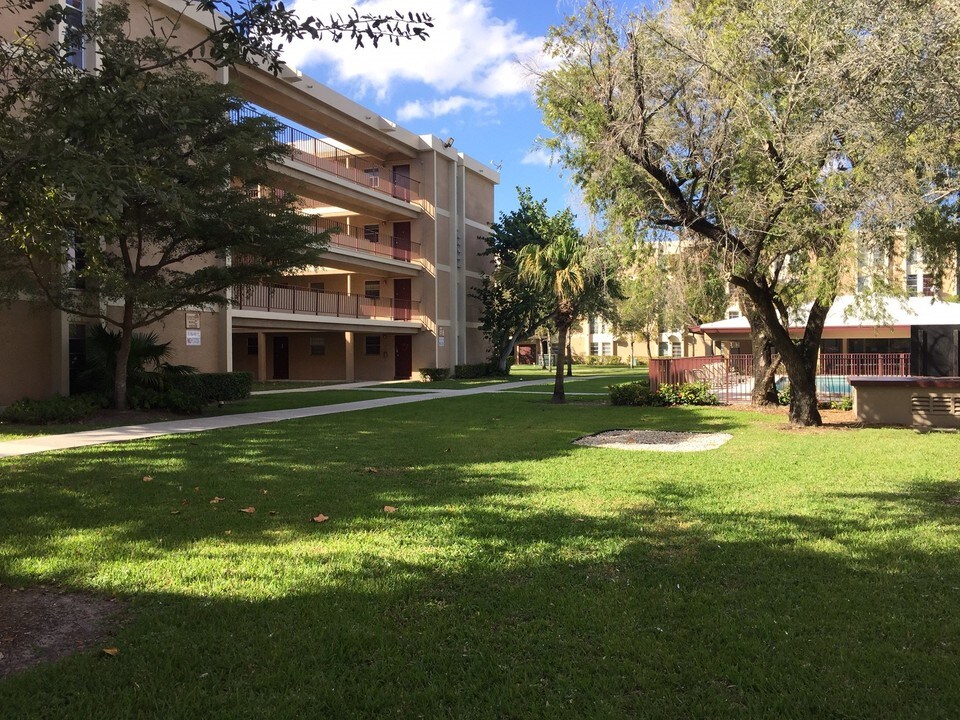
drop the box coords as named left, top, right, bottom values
left=0, top=0, right=498, bottom=405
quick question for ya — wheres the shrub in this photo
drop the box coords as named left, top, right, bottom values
left=776, top=381, right=791, bottom=406
left=1, top=394, right=100, bottom=425
left=830, top=396, right=854, bottom=411
left=455, top=363, right=499, bottom=379
left=608, top=381, right=658, bottom=406
left=656, top=381, right=720, bottom=406
left=419, top=367, right=450, bottom=382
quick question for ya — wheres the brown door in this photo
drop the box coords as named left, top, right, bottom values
left=394, top=335, right=413, bottom=380
left=393, top=278, right=412, bottom=321
left=392, top=221, right=412, bottom=261
left=273, top=336, right=289, bottom=379
left=392, top=164, right=411, bottom=202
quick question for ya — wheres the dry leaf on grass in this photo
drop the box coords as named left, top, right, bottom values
left=383, top=506, right=398, bottom=514
left=365, top=467, right=380, bottom=474
left=169, top=510, right=180, bottom=515
left=210, top=497, right=225, bottom=504
left=142, top=476, right=152, bottom=483
left=268, top=510, right=278, bottom=516
left=311, top=514, right=329, bottom=523
left=239, top=506, right=256, bottom=514
left=102, top=647, right=119, bottom=657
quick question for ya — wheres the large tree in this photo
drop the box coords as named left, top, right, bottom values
left=474, top=189, right=554, bottom=374
left=1, top=4, right=327, bottom=408
left=516, top=208, right=620, bottom=403
left=536, top=0, right=950, bottom=425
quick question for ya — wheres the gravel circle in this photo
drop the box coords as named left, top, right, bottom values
left=573, top=429, right=733, bottom=452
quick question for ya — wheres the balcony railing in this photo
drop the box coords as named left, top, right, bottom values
left=818, top=353, right=910, bottom=376
left=232, top=106, right=421, bottom=204
left=312, top=218, right=420, bottom=263
left=233, top=283, right=419, bottom=322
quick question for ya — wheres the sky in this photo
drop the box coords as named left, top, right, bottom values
left=282, top=0, right=582, bottom=221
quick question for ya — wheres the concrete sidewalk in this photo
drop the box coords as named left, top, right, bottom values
left=0, top=377, right=606, bottom=459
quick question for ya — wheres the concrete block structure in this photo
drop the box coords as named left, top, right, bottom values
left=0, top=0, right=498, bottom=405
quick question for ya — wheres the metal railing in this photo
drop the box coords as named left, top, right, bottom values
left=233, top=283, right=419, bottom=322
left=312, top=218, right=420, bottom=263
left=232, top=106, right=421, bottom=203
left=648, top=352, right=911, bottom=403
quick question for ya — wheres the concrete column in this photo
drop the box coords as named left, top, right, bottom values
left=344, top=332, right=356, bottom=381
left=220, top=306, right=232, bottom=373
left=50, top=310, right=70, bottom=396
left=257, top=332, right=267, bottom=381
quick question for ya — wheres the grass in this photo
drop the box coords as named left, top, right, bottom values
left=0, top=390, right=415, bottom=443
left=251, top=380, right=345, bottom=392
left=2, top=393, right=960, bottom=717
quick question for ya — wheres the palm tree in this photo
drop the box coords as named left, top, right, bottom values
left=518, top=213, right=620, bottom=403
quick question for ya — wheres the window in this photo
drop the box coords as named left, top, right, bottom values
left=309, top=336, right=326, bottom=356
left=589, top=317, right=599, bottom=334
left=364, top=168, right=380, bottom=188
left=63, top=0, right=84, bottom=69
left=906, top=274, right=919, bottom=296
left=247, top=336, right=258, bottom=355
left=923, top=274, right=936, bottom=296
left=364, top=280, right=380, bottom=299
left=600, top=342, right=613, bottom=356
left=309, top=281, right=325, bottom=293
left=363, top=224, right=380, bottom=243
left=671, top=342, right=682, bottom=358
left=659, top=342, right=670, bottom=357
left=820, top=339, right=842, bottom=354
left=67, top=230, right=86, bottom=289
left=727, top=310, right=740, bottom=319
left=68, top=323, right=86, bottom=390
left=590, top=342, right=600, bottom=356
left=365, top=335, right=381, bottom=356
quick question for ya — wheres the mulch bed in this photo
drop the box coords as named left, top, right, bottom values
left=0, top=584, right=126, bottom=679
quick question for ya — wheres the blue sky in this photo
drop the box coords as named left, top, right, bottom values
left=283, top=0, right=580, bottom=220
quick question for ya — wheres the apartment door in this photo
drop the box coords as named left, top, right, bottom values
left=273, top=336, right=289, bottom=379
left=394, top=335, right=413, bottom=380
left=392, top=164, right=411, bottom=202
left=393, top=278, right=412, bottom=321
left=392, top=221, right=412, bottom=261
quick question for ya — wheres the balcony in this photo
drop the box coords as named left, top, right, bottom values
left=233, top=284, right=420, bottom=323
left=233, top=106, right=421, bottom=204
left=312, top=218, right=420, bottom=263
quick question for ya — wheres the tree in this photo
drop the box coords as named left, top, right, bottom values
left=1, top=4, right=325, bottom=409
left=537, top=0, right=944, bottom=425
left=612, top=250, right=667, bottom=362
left=474, top=189, right=555, bottom=374
left=517, top=208, right=620, bottom=403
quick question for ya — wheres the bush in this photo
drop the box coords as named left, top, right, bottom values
left=608, top=381, right=658, bottom=406
left=656, top=381, right=720, bottom=406
left=830, top=396, right=853, bottom=411
left=586, top=355, right=625, bottom=366
left=168, top=372, right=252, bottom=405
left=419, top=367, right=450, bottom=382
left=455, top=363, right=500, bottom=379
left=1, top=394, right=101, bottom=425
left=776, top=381, right=791, bottom=406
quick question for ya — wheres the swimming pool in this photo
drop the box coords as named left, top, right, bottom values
left=776, top=375, right=852, bottom=396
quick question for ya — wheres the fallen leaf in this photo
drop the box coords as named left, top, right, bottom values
left=224, top=530, right=232, bottom=535
left=210, top=496, right=225, bottom=504
left=383, top=505, right=398, bottom=514
left=169, top=510, right=180, bottom=515
left=261, top=489, right=269, bottom=495
left=268, top=511, right=278, bottom=516
left=311, top=514, right=329, bottom=523
left=142, top=475, right=153, bottom=483
left=239, top=506, right=256, bottom=514
left=365, top=467, right=380, bottom=474
left=101, top=647, right=119, bottom=657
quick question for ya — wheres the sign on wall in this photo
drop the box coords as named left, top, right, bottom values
left=186, top=330, right=202, bottom=346
left=185, top=311, right=201, bottom=329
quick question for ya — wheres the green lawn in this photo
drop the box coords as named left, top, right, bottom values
left=2, top=394, right=959, bottom=717
left=251, top=380, right=345, bottom=392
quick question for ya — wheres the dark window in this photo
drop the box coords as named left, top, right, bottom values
left=820, top=339, right=843, bottom=354
left=365, top=335, right=381, bottom=356
left=309, top=281, right=325, bottom=292
left=68, top=323, right=86, bottom=392
left=68, top=231, right=86, bottom=289
left=309, top=336, right=325, bottom=356
left=363, top=224, right=380, bottom=243
left=364, top=280, right=380, bottom=299
left=906, top=274, right=918, bottom=296
left=364, top=168, right=380, bottom=188
left=247, top=336, right=258, bottom=355
left=63, top=0, right=84, bottom=69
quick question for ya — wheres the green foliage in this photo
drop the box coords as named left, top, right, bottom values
left=830, top=396, right=854, bottom=411
left=418, top=368, right=451, bottom=382
left=454, top=363, right=502, bottom=379
left=777, top=383, right=792, bottom=406
left=0, top=394, right=100, bottom=425
left=608, top=381, right=659, bottom=406
left=169, top=372, right=254, bottom=404
left=656, top=382, right=721, bottom=406
left=584, top=355, right=624, bottom=366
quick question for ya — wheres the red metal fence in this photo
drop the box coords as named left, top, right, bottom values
left=233, top=284, right=419, bottom=322
left=649, top=353, right=911, bottom=403
left=232, top=106, right=421, bottom=204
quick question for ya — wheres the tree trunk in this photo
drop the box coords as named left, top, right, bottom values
left=780, top=343, right=821, bottom=425
left=552, top=323, right=569, bottom=403
left=113, top=303, right=136, bottom=410
left=645, top=333, right=653, bottom=358
left=741, top=299, right=779, bottom=406
left=566, top=337, right=573, bottom=377
left=496, top=328, right=525, bottom=374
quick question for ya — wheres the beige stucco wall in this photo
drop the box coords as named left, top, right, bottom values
left=0, top=301, right=56, bottom=405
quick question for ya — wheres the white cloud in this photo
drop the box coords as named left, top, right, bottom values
left=396, top=95, right=493, bottom=122
left=521, top=147, right=554, bottom=167
left=284, top=0, right=549, bottom=100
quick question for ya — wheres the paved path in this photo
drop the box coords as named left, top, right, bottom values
left=0, top=377, right=607, bottom=458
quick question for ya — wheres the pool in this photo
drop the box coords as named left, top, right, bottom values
left=776, top=375, right=852, bottom=396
